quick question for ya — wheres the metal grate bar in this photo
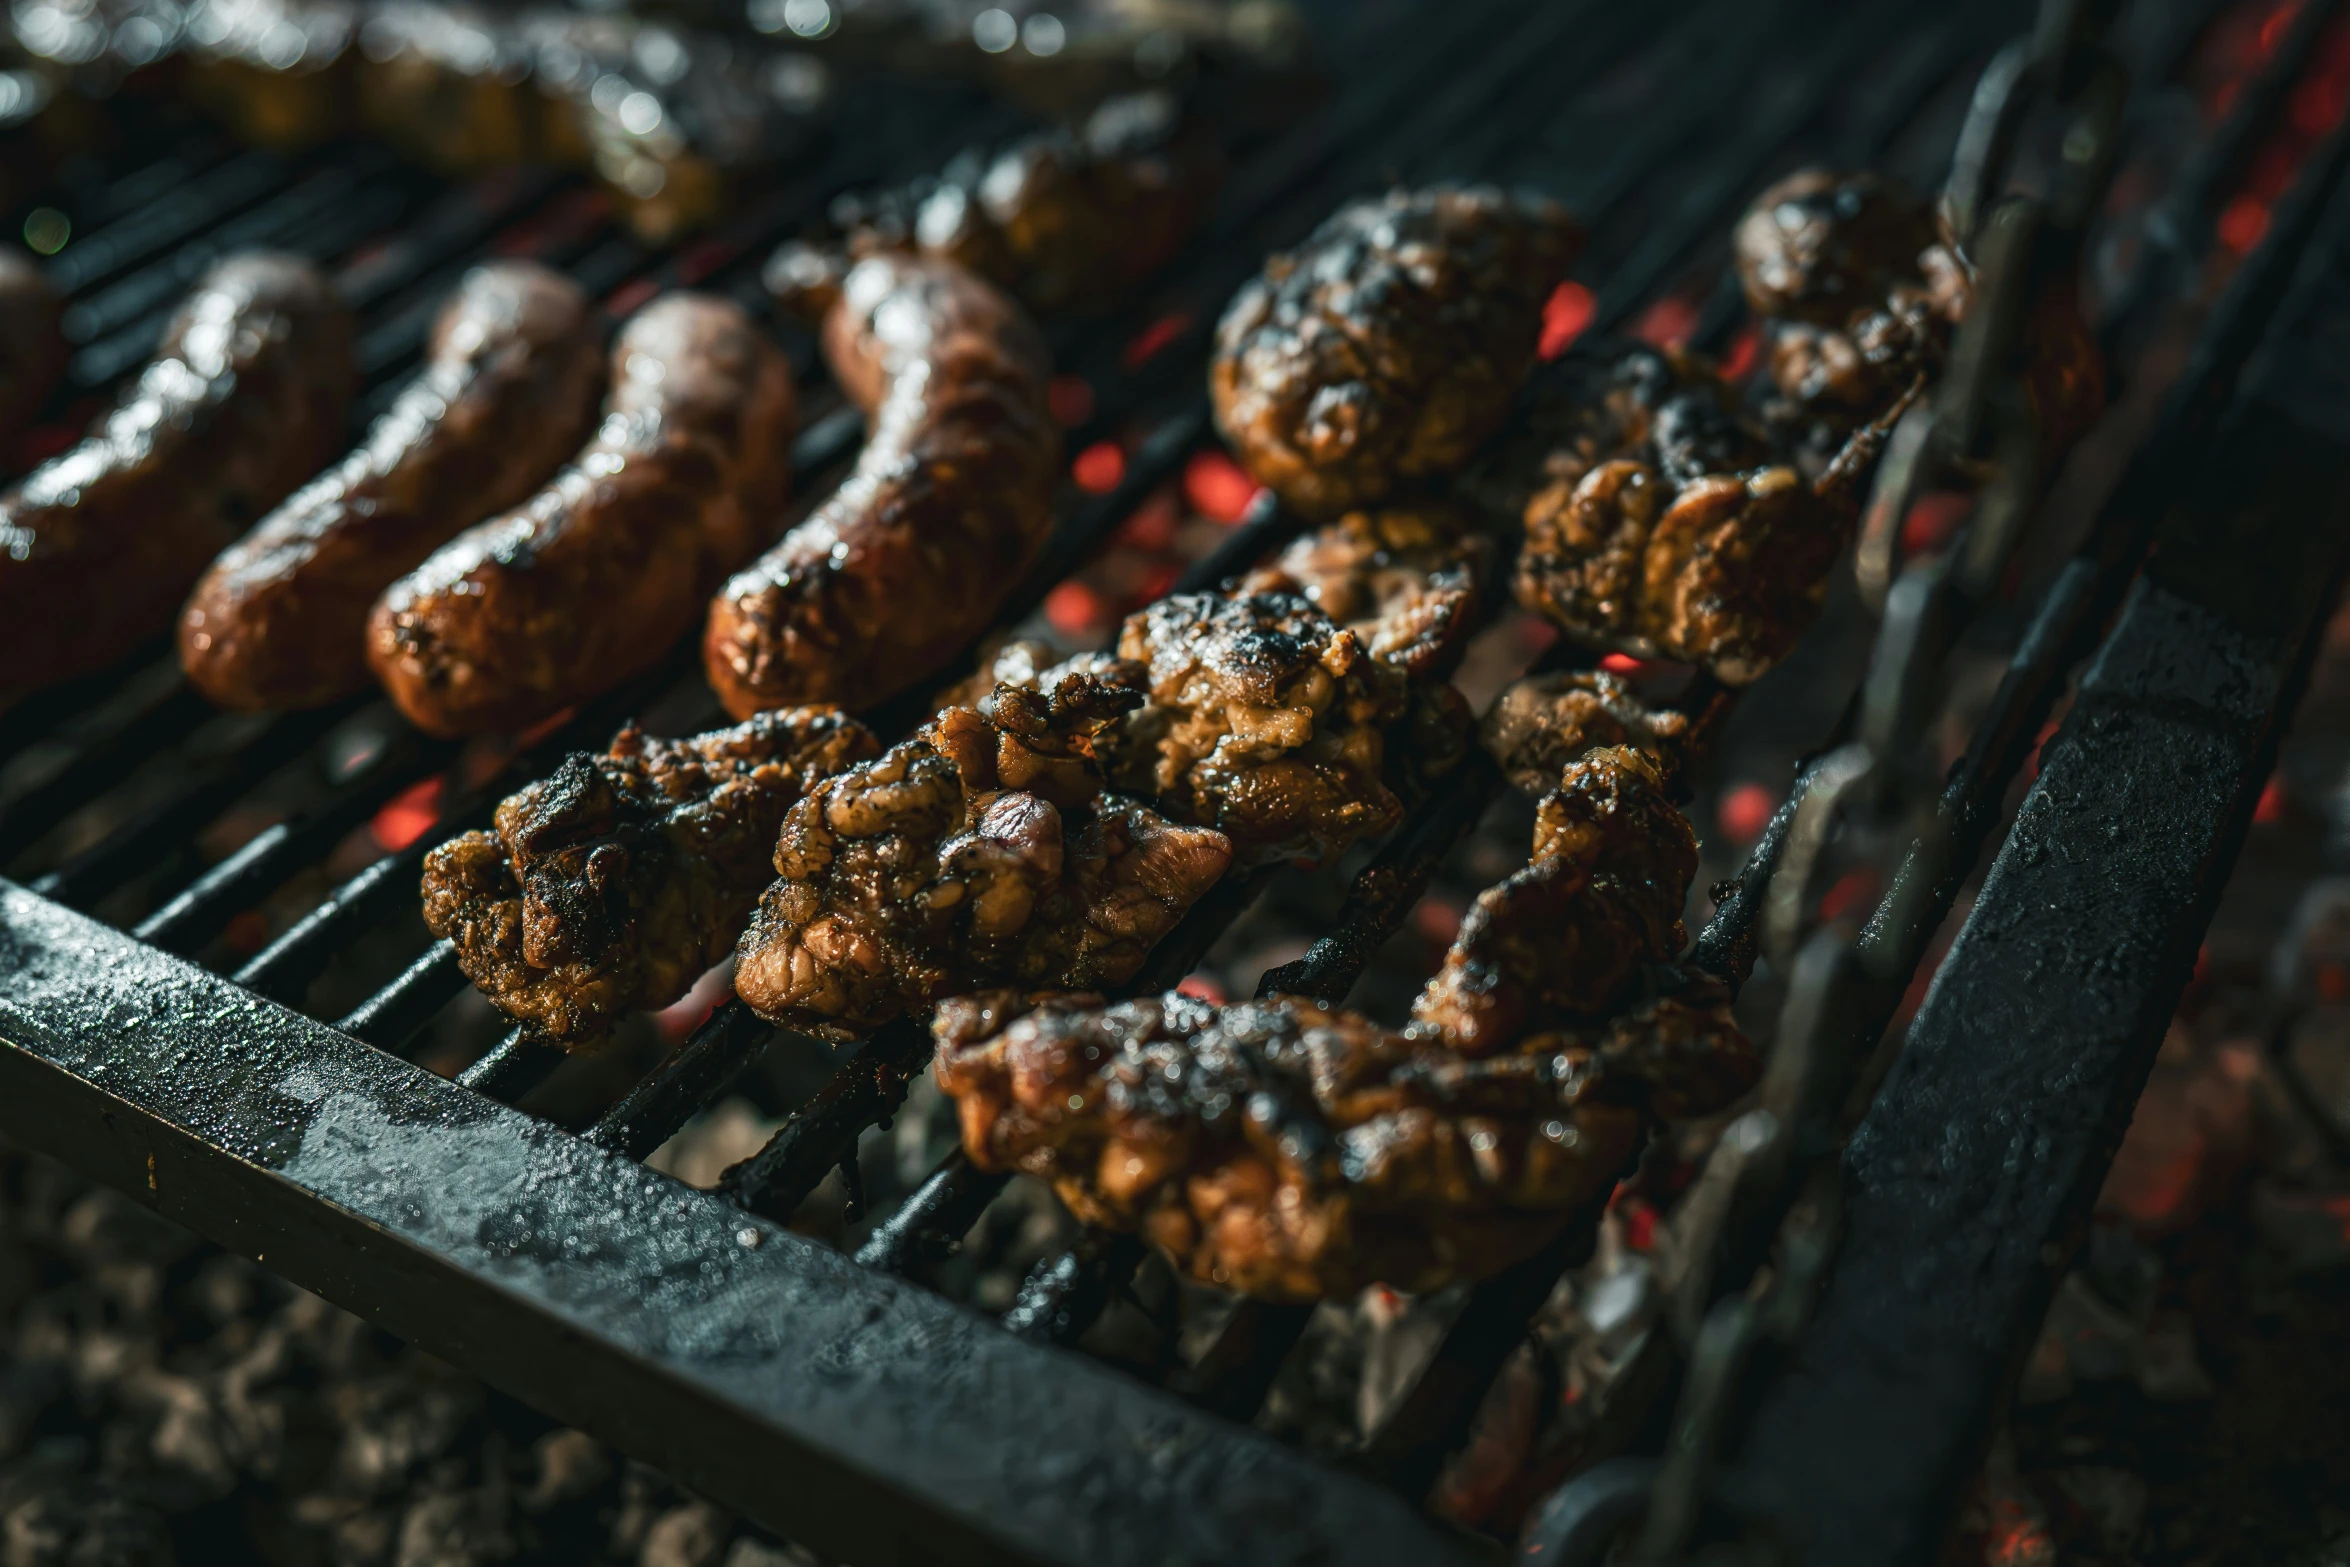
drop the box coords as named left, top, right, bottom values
left=586, top=1000, right=781, bottom=1161
left=455, top=1025, right=569, bottom=1099
left=336, top=941, right=466, bottom=1052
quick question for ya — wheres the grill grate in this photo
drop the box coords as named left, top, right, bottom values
left=0, top=0, right=2331, bottom=1559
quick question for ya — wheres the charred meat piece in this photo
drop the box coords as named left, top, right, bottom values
left=421, top=708, right=878, bottom=1046
left=934, top=974, right=1756, bottom=1300
left=371, top=292, right=795, bottom=737
left=1491, top=338, right=1884, bottom=685
left=1733, top=168, right=1937, bottom=327
left=707, top=254, right=1058, bottom=716
left=1108, top=590, right=1410, bottom=866
left=0, top=246, right=63, bottom=457
left=1236, top=505, right=1491, bottom=680
left=0, top=254, right=353, bottom=698
left=1412, top=746, right=1696, bottom=1052
left=775, top=91, right=1221, bottom=318
left=1480, top=669, right=1693, bottom=794
left=182, top=262, right=604, bottom=712
left=733, top=669, right=1232, bottom=1037
left=1211, top=185, right=1581, bottom=517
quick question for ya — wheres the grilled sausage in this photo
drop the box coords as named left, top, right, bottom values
left=0, top=247, right=63, bottom=458
left=180, top=262, right=604, bottom=711
left=368, top=292, right=795, bottom=737
left=0, top=254, right=353, bottom=697
left=704, top=254, right=1057, bottom=718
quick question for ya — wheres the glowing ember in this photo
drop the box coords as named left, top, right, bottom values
left=1043, top=579, right=1108, bottom=638
left=1121, top=312, right=1191, bottom=370
left=1632, top=293, right=1698, bottom=349
left=2219, top=194, right=2272, bottom=252
left=1047, top=374, right=1095, bottom=427
left=370, top=777, right=443, bottom=853
left=1903, top=492, right=1974, bottom=554
left=1718, top=783, right=1777, bottom=845
left=1818, top=867, right=1880, bottom=922
left=1719, top=324, right=1760, bottom=380
left=1412, top=896, right=1462, bottom=944
left=2256, top=773, right=2290, bottom=823
left=1175, top=973, right=1226, bottom=1004
left=1598, top=652, right=1646, bottom=674
left=1073, top=440, right=1126, bottom=493
left=1183, top=449, right=1264, bottom=523
left=1539, top=280, right=1595, bottom=358
left=600, top=276, right=659, bottom=321
left=1114, top=492, right=1180, bottom=551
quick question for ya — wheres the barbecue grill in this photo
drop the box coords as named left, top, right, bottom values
left=3, top=0, right=2347, bottom=1561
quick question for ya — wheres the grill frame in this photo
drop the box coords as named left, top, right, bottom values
left=0, top=0, right=2322, bottom=1559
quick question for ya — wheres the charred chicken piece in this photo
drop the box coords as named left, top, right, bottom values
left=775, top=91, right=1221, bottom=319
left=1108, top=590, right=1410, bottom=866
left=1479, top=669, right=1693, bottom=794
left=182, top=262, right=604, bottom=712
left=733, top=669, right=1233, bottom=1037
left=1733, top=169, right=1938, bottom=327
left=371, top=292, right=795, bottom=737
left=1211, top=185, right=1582, bottom=517
left=0, top=254, right=353, bottom=699
left=707, top=254, right=1058, bottom=716
left=1412, top=745, right=1697, bottom=1052
left=1236, top=505, right=1491, bottom=680
left=1491, top=338, right=1887, bottom=685
left=421, top=708, right=878, bottom=1046
left=0, top=246, right=63, bottom=458
left=934, top=972, right=1756, bottom=1300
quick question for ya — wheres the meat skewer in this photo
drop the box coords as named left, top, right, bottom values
left=0, top=246, right=63, bottom=461
left=704, top=253, right=1059, bottom=717
left=0, top=254, right=354, bottom=699
left=1210, top=184, right=1582, bottom=518
left=369, top=291, right=796, bottom=737
left=731, top=662, right=1232, bottom=1037
left=421, top=708, right=879, bottom=1047
left=934, top=736, right=1758, bottom=1301
left=181, top=261, right=604, bottom=712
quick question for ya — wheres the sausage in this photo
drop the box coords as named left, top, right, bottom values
left=0, top=254, right=352, bottom=697
left=703, top=254, right=1057, bottom=718
left=367, top=291, right=795, bottom=737
left=0, top=246, right=63, bottom=458
left=180, top=262, right=604, bottom=711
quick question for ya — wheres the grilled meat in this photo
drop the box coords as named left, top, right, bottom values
left=1235, top=505, right=1491, bottom=680
left=1487, top=337, right=1885, bottom=685
left=1479, top=669, right=1693, bottom=794
left=706, top=254, right=1057, bottom=717
left=1411, top=745, right=1696, bottom=1051
left=1733, top=168, right=1938, bottom=328
left=772, top=92, right=1220, bottom=320
left=733, top=668, right=1232, bottom=1037
left=936, top=731, right=1750, bottom=1299
left=182, top=262, right=603, bottom=712
left=0, top=254, right=353, bottom=698
left=1210, top=185, right=1581, bottom=517
left=934, top=976, right=1753, bottom=1301
left=0, top=246, right=63, bottom=458
left=1107, top=590, right=1411, bottom=865
left=421, top=708, right=878, bottom=1046
left=371, top=292, right=795, bottom=737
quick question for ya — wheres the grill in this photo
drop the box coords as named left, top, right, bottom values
left=3, top=0, right=2348, bottom=1561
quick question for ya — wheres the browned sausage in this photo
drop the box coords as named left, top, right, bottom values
left=367, top=292, right=794, bottom=737
left=703, top=254, right=1057, bottom=718
left=0, top=254, right=352, bottom=697
left=0, top=246, right=63, bottom=458
left=180, top=262, right=604, bottom=711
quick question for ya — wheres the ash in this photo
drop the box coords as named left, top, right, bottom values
left=0, top=1144, right=823, bottom=1567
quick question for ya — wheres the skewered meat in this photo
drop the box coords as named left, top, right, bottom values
left=1411, top=746, right=1695, bottom=1052
left=771, top=92, right=1220, bottom=319
left=0, top=247, right=63, bottom=458
left=1733, top=169, right=1938, bottom=328
left=1235, top=505, right=1491, bottom=680
left=1491, top=337, right=1889, bottom=685
left=733, top=668, right=1232, bottom=1037
left=370, top=292, right=795, bottom=738
left=1106, top=590, right=1410, bottom=865
left=1480, top=669, right=1692, bottom=794
left=705, top=254, right=1057, bottom=717
left=935, top=976, right=1753, bottom=1300
left=1210, top=185, right=1582, bottom=517
left=422, top=709, right=878, bottom=1046
left=181, top=262, right=603, bottom=712
left=936, top=733, right=1749, bottom=1299
left=0, top=254, right=353, bottom=698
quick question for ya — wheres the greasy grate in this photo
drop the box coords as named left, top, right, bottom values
left=0, top=0, right=2341, bottom=1561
